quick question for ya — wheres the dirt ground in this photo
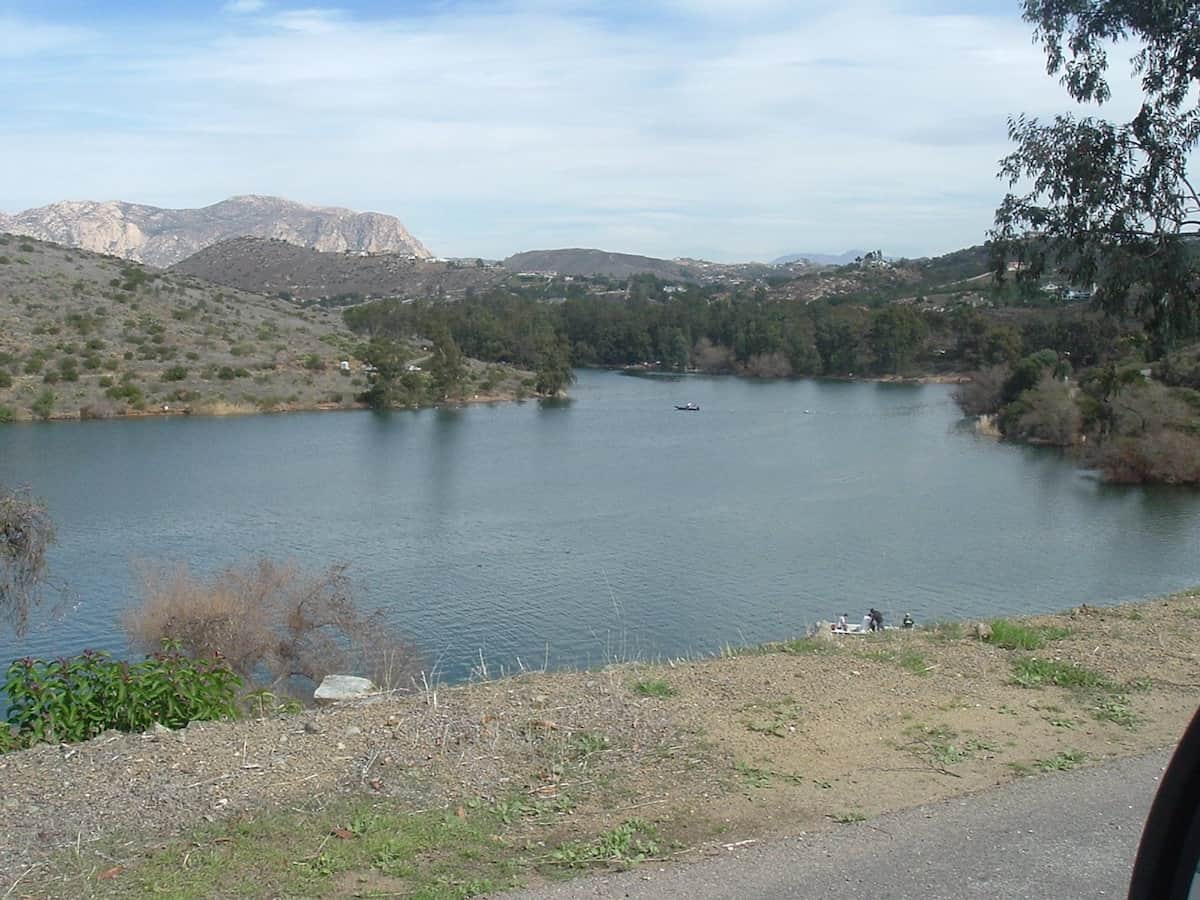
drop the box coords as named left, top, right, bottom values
left=1, top=591, right=1197, bottom=897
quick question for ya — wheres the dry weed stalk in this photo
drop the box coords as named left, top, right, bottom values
left=125, top=559, right=424, bottom=700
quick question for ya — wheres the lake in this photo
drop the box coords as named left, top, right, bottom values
left=1, top=369, right=1198, bottom=682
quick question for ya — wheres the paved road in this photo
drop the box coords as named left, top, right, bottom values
left=502, top=750, right=1171, bottom=900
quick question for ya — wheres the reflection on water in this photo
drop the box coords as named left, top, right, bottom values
left=0, top=370, right=1198, bottom=681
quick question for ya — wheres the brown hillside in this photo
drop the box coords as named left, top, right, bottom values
left=170, top=237, right=504, bottom=303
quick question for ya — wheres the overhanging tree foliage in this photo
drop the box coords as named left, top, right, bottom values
left=994, top=0, right=1200, bottom=352
left=0, top=485, right=58, bottom=636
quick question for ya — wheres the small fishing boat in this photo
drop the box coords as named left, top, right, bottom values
left=675, top=402, right=700, bottom=411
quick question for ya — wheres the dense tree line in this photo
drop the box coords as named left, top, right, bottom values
left=344, top=281, right=1143, bottom=380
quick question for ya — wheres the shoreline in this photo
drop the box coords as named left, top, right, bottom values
left=2, top=588, right=1195, bottom=896
left=3, top=387, right=541, bottom=424
left=7, top=368, right=972, bottom=424
left=615, top=363, right=970, bottom=385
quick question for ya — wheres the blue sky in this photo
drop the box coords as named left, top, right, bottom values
left=0, top=1, right=1137, bottom=261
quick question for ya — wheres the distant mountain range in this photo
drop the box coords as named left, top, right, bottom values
left=771, top=250, right=866, bottom=266
left=0, top=195, right=431, bottom=268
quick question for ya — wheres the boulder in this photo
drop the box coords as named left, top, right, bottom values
left=313, top=674, right=378, bottom=705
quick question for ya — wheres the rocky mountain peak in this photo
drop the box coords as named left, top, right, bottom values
left=0, top=195, right=431, bottom=267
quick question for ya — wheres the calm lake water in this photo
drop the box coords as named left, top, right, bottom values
left=1, top=369, right=1199, bottom=681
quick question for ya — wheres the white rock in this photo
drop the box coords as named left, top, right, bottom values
left=314, top=674, right=378, bottom=705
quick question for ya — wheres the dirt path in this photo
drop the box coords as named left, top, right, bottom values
left=2, top=591, right=1196, bottom=897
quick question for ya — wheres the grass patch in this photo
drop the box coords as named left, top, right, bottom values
left=571, top=732, right=610, bottom=757
left=901, top=724, right=997, bottom=770
left=632, top=678, right=678, bottom=699
left=741, top=698, right=802, bottom=738
left=924, top=621, right=965, bottom=641
left=1034, top=749, right=1086, bottom=772
left=986, top=619, right=1071, bottom=651
left=106, top=800, right=521, bottom=899
left=548, top=818, right=660, bottom=869
left=1010, top=657, right=1116, bottom=691
left=1092, top=696, right=1139, bottom=729
left=733, top=761, right=807, bottom=792
left=862, top=647, right=930, bottom=676
left=735, top=761, right=773, bottom=790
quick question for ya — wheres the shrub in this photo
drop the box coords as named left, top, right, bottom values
left=30, top=389, right=54, bottom=420
left=125, top=560, right=425, bottom=700
left=78, top=403, right=115, bottom=420
left=1008, top=376, right=1081, bottom=445
left=1091, top=430, right=1200, bottom=484
left=0, top=407, right=13, bottom=424
left=3, top=642, right=240, bottom=747
left=0, top=371, right=11, bottom=389
left=105, top=382, right=145, bottom=409
left=162, top=365, right=188, bottom=382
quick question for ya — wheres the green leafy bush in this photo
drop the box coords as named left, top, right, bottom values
left=3, top=641, right=240, bottom=747
left=105, top=382, right=145, bottom=406
left=30, top=389, right=54, bottom=420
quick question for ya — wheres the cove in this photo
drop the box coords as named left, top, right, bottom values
left=1, top=369, right=1198, bottom=682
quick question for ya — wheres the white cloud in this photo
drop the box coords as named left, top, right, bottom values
left=0, top=3, right=1148, bottom=259
left=0, top=16, right=91, bottom=58
left=223, top=0, right=267, bottom=14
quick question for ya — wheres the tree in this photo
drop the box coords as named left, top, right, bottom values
left=427, top=327, right=466, bottom=401
left=868, top=305, right=927, bottom=374
left=534, top=337, right=576, bottom=396
left=1011, top=374, right=1083, bottom=446
left=359, top=336, right=410, bottom=409
left=665, top=328, right=691, bottom=372
left=0, top=485, right=58, bottom=636
left=993, top=1, right=1200, bottom=353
